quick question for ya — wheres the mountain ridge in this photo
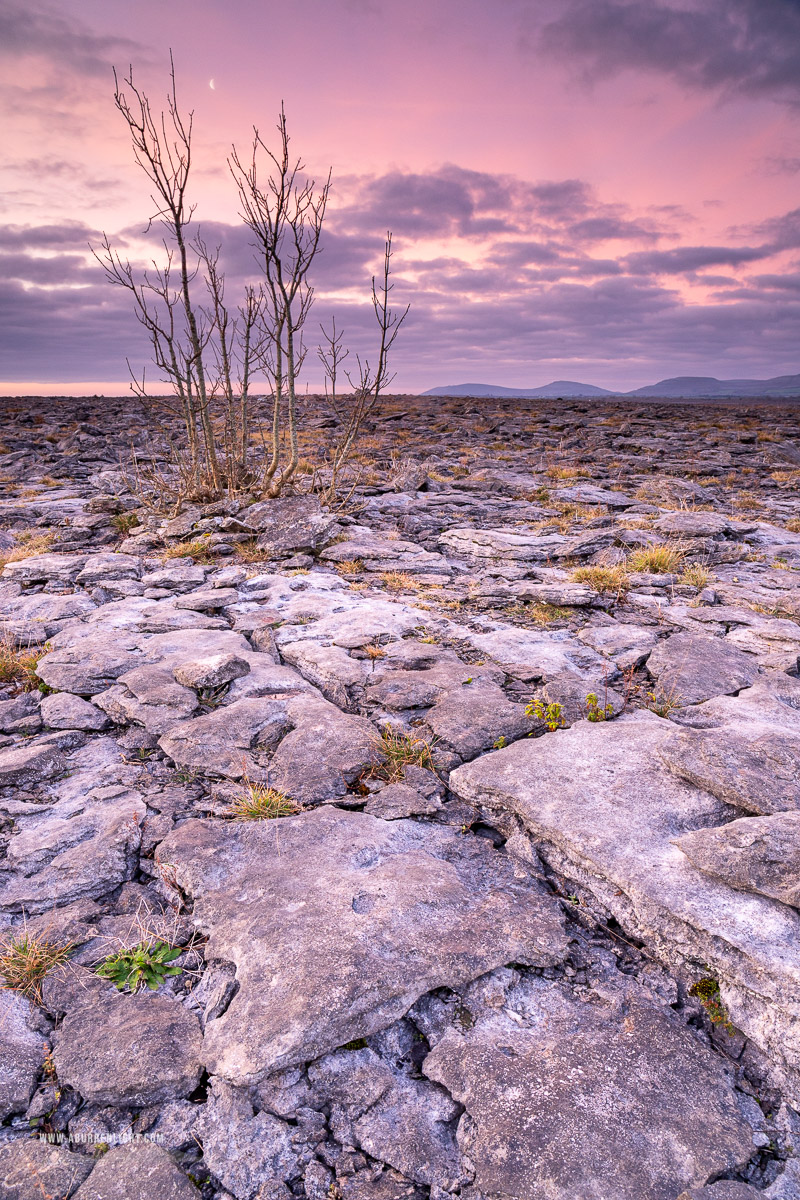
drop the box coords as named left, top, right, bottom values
left=422, top=373, right=800, bottom=399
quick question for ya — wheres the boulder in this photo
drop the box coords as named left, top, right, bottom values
left=0, top=990, right=47, bottom=1119
left=173, top=653, right=251, bottom=690
left=39, top=693, right=110, bottom=732
left=0, top=1140, right=93, bottom=1200
left=0, top=789, right=146, bottom=912
left=243, top=497, right=336, bottom=555
left=660, top=673, right=800, bottom=814
left=449, top=713, right=800, bottom=1099
left=53, top=990, right=202, bottom=1107
left=427, top=683, right=535, bottom=759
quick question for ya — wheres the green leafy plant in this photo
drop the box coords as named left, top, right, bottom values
left=96, top=941, right=182, bottom=993
left=110, top=512, right=140, bottom=535
left=493, top=735, right=507, bottom=750
left=586, top=692, right=614, bottom=722
left=525, top=698, right=566, bottom=732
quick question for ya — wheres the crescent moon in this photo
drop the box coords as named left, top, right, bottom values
left=209, top=79, right=216, bottom=90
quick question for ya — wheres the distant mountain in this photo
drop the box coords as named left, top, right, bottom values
left=422, top=373, right=800, bottom=400
left=628, top=374, right=800, bottom=398
left=422, top=380, right=613, bottom=399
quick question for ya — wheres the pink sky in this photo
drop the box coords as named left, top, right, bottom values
left=1, top=0, right=799, bottom=394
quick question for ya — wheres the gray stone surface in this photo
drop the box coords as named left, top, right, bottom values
left=39, top=692, right=110, bottom=731
left=645, top=631, right=758, bottom=705
left=449, top=713, right=800, bottom=1095
left=678, top=812, right=800, bottom=909
left=157, top=807, right=567, bottom=1084
left=53, top=989, right=202, bottom=1107
left=0, top=990, right=47, bottom=1119
left=427, top=683, right=535, bottom=759
left=0, top=1139, right=94, bottom=1200
left=425, top=979, right=752, bottom=1200
left=0, top=787, right=146, bottom=912
left=661, top=673, right=800, bottom=814
left=72, top=1142, right=197, bottom=1200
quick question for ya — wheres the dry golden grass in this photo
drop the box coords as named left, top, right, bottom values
left=0, top=531, right=56, bottom=571
left=380, top=570, right=420, bottom=592
left=571, top=565, right=630, bottom=598
left=628, top=544, right=685, bottom=574
left=545, top=464, right=586, bottom=481
left=335, top=559, right=364, bottom=575
left=0, top=634, right=47, bottom=689
left=235, top=539, right=264, bottom=563
left=162, top=537, right=215, bottom=564
left=373, top=727, right=436, bottom=782
left=224, top=783, right=300, bottom=820
left=772, top=470, right=800, bottom=485
left=680, top=564, right=712, bottom=590
left=786, top=518, right=800, bottom=533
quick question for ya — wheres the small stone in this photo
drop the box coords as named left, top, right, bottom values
left=40, top=693, right=110, bottom=732
left=173, top=653, right=251, bottom=690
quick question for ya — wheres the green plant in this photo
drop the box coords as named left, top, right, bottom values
left=0, top=929, right=73, bottom=1002
left=493, top=735, right=507, bottom=749
left=110, top=511, right=140, bottom=535
left=224, top=783, right=300, bottom=820
left=374, top=727, right=436, bottom=781
left=644, top=686, right=680, bottom=718
left=586, top=692, right=614, bottom=722
left=96, top=941, right=183, bottom=993
left=525, top=698, right=566, bottom=732
left=688, top=977, right=736, bottom=1035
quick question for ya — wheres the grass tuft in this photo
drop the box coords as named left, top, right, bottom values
left=0, top=635, right=48, bottom=690
left=571, top=565, right=629, bottom=598
left=0, top=929, right=73, bottom=1002
left=224, top=782, right=301, bottom=820
left=374, top=727, right=435, bottom=782
left=0, top=531, right=56, bottom=571
left=628, top=544, right=685, bottom=574
left=162, top=537, right=215, bottom=563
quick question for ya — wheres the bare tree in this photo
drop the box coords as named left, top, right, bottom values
left=98, top=58, right=407, bottom=511
left=319, top=234, right=409, bottom=500
left=230, top=110, right=330, bottom=497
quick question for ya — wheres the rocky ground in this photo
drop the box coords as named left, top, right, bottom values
left=0, top=393, right=799, bottom=1200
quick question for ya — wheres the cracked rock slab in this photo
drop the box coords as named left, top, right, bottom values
left=0, top=1139, right=94, bottom=1200
left=424, top=980, right=753, bottom=1200
left=157, top=807, right=567, bottom=1085
left=645, top=631, right=758, bottom=705
left=72, top=1142, right=197, bottom=1200
left=449, top=712, right=800, bottom=1100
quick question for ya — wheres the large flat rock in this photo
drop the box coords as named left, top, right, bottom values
left=424, top=977, right=753, bottom=1200
left=157, top=807, right=567, bottom=1084
left=449, top=712, right=800, bottom=1099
